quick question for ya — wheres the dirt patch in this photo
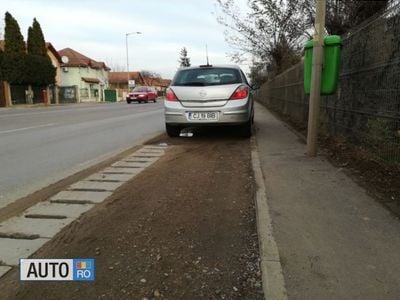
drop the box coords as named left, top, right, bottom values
left=0, top=132, right=263, bottom=299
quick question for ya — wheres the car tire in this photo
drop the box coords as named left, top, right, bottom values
left=127, top=100, right=131, bottom=104
left=238, top=118, right=252, bottom=138
left=166, top=124, right=181, bottom=137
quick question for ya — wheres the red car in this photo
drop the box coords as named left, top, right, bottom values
left=126, top=86, right=158, bottom=104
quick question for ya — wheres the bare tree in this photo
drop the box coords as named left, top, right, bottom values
left=300, top=0, right=389, bottom=35
left=216, top=0, right=308, bottom=76
left=216, top=0, right=389, bottom=80
left=141, top=70, right=161, bottom=79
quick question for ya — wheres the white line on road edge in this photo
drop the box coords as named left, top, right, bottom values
left=251, top=137, right=288, bottom=300
left=0, top=123, right=55, bottom=134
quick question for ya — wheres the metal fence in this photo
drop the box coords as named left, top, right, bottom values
left=256, top=2, right=400, bottom=164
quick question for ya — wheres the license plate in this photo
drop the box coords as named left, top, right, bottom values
left=187, top=111, right=219, bottom=121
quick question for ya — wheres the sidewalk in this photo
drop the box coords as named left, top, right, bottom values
left=255, top=102, right=400, bottom=299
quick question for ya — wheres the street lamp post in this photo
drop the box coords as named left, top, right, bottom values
left=125, top=31, right=142, bottom=89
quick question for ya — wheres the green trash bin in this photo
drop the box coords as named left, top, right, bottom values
left=104, top=89, right=117, bottom=102
left=304, top=35, right=342, bottom=95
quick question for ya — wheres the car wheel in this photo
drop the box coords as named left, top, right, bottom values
left=127, top=100, right=132, bottom=104
left=166, top=124, right=181, bottom=137
left=238, top=118, right=252, bottom=138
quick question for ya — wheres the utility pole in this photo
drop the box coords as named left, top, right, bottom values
left=307, top=0, right=326, bottom=157
left=125, top=32, right=142, bottom=88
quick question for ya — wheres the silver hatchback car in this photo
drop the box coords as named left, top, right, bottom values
left=164, top=65, right=254, bottom=137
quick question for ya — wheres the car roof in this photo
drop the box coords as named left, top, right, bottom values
left=177, top=64, right=242, bottom=71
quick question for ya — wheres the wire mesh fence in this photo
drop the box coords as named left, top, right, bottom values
left=256, top=2, right=400, bottom=164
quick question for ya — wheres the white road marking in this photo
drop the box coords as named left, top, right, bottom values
left=0, top=123, right=55, bottom=134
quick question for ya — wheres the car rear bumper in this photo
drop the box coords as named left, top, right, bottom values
left=164, top=99, right=252, bottom=125
left=126, top=96, right=148, bottom=101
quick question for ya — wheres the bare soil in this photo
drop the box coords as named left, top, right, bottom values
left=0, top=131, right=263, bottom=299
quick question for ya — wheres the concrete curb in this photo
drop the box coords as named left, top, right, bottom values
left=251, top=137, right=288, bottom=300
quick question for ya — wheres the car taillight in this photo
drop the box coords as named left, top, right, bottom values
left=165, top=88, right=178, bottom=101
left=230, top=85, right=249, bottom=100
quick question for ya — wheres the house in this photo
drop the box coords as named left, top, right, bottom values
left=143, top=77, right=171, bottom=95
left=0, top=41, right=62, bottom=106
left=108, top=72, right=146, bottom=100
left=46, top=43, right=62, bottom=87
left=58, top=48, right=110, bottom=102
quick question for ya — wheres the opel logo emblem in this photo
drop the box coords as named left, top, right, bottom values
left=199, top=90, right=207, bottom=98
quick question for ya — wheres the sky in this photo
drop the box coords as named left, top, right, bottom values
left=0, top=0, right=250, bottom=79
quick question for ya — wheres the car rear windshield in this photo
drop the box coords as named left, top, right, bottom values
left=132, top=87, right=148, bottom=92
left=171, top=68, right=242, bottom=86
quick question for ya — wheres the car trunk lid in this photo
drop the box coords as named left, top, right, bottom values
left=171, top=84, right=240, bottom=108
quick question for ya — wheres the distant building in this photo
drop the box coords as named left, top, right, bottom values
left=46, top=42, right=62, bottom=86
left=58, top=48, right=110, bottom=102
left=108, top=72, right=146, bottom=89
left=108, top=72, right=146, bottom=100
left=143, top=77, right=171, bottom=95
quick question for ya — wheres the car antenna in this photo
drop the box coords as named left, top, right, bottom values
left=206, top=44, right=210, bottom=66
left=200, top=44, right=212, bottom=67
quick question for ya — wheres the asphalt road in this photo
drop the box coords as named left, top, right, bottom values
left=0, top=101, right=164, bottom=209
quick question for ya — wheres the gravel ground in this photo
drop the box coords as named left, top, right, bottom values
left=0, top=131, right=263, bottom=299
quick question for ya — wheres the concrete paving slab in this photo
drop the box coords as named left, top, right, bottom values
left=0, top=266, right=12, bottom=278
left=142, top=146, right=167, bottom=150
left=68, top=180, right=125, bottom=191
left=155, top=143, right=168, bottom=147
left=51, top=190, right=113, bottom=203
left=119, top=160, right=153, bottom=167
left=86, top=173, right=136, bottom=182
left=24, top=202, right=94, bottom=218
left=132, top=152, right=164, bottom=157
left=138, top=149, right=164, bottom=153
left=124, top=156, right=159, bottom=163
left=112, top=161, right=148, bottom=168
left=130, top=153, right=164, bottom=158
left=128, top=152, right=160, bottom=159
left=0, top=237, right=49, bottom=266
left=102, top=167, right=142, bottom=174
left=0, top=216, right=75, bottom=239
